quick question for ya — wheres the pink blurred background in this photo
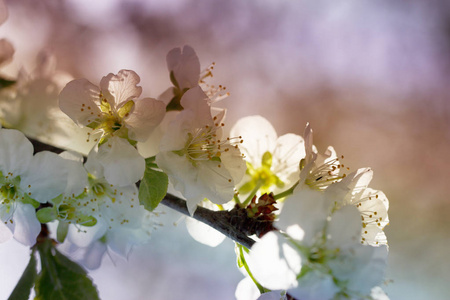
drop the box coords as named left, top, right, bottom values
left=1, top=0, right=450, bottom=299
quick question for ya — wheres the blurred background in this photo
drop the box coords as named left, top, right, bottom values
left=1, top=0, right=450, bottom=299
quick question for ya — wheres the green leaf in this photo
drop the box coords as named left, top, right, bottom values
left=56, top=221, right=69, bottom=243
left=8, top=251, right=38, bottom=300
left=139, top=161, right=168, bottom=211
left=35, top=240, right=100, bottom=300
left=36, top=207, right=57, bottom=223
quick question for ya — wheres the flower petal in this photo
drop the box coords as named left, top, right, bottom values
left=0, top=221, right=12, bottom=243
left=167, top=45, right=200, bottom=90
left=125, top=97, right=165, bottom=142
left=179, top=86, right=213, bottom=127
left=248, top=231, right=300, bottom=291
left=94, top=137, right=145, bottom=186
left=12, top=203, right=41, bottom=246
left=22, top=151, right=68, bottom=203
left=277, top=189, right=331, bottom=245
left=99, top=69, right=142, bottom=108
left=272, top=133, right=305, bottom=185
left=230, top=115, right=277, bottom=168
left=80, top=240, right=107, bottom=270
left=185, top=216, right=226, bottom=247
left=59, top=78, right=102, bottom=127
left=0, top=128, right=33, bottom=176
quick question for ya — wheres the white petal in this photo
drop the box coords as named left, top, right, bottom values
left=106, top=228, right=139, bottom=258
left=326, top=168, right=373, bottom=204
left=80, top=241, right=107, bottom=270
left=68, top=221, right=107, bottom=248
left=248, top=231, right=300, bottom=291
left=371, top=286, right=390, bottom=300
left=166, top=45, right=200, bottom=90
left=0, top=128, right=33, bottom=176
left=277, top=189, right=331, bottom=245
left=59, top=78, right=102, bottom=127
left=185, top=216, right=226, bottom=247
left=95, top=137, right=145, bottom=186
left=235, top=277, right=260, bottom=300
left=0, top=221, right=13, bottom=243
left=179, top=86, right=213, bottom=127
left=58, top=152, right=89, bottom=196
left=156, top=151, right=235, bottom=214
left=230, top=115, right=277, bottom=168
left=257, top=291, right=287, bottom=300
left=272, top=133, right=305, bottom=184
left=302, top=123, right=314, bottom=163
left=12, top=203, right=41, bottom=246
left=219, top=144, right=247, bottom=184
left=99, top=69, right=142, bottom=108
left=125, top=97, right=165, bottom=142
left=331, top=244, right=388, bottom=294
left=22, top=151, right=68, bottom=203
left=328, top=205, right=362, bottom=249
left=289, top=270, right=338, bottom=300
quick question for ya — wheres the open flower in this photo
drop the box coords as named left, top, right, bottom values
left=0, top=128, right=67, bottom=245
left=298, top=123, right=346, bottom=191
left=156, top=86, right=246, bottom=213
left=231, top=115, right=305, bottom=196
left=39, top=150, right=153, bottom=268
left=326, top=167, right=390, bottom=246
left=248, top=188, right=388, bottom=299
left=59, top=69, right=165, bottom=144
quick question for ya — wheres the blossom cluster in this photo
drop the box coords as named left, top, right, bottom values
left=0, top=2, right=390, bottom=297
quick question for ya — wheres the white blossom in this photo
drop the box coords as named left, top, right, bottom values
left=230, top=115, right=305, bottom=196
left=156, top=86, right=246, bottom=214
left=298, top=123, right=345, bottom=191
left=248, top=188, right=388, bottom=299
left=59, top=69, right=165, bottom=144
left=326, top=167, right=390, bottom=246
left=0, top=128, right=66, bottom=245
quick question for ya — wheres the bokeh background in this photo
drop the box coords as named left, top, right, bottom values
left=1, top=0, right=450, bottom=299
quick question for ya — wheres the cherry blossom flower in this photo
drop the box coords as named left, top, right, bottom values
left=39, top=150, right=153, bottom=268
left=248, top=188, right=388, bottom=299
left=161, top=45, right=229, bottom=109
left=0, top=128, right=67, bottom=245
left=59, top=69, right=165, bottom=144
left=326, top=168, right=390, bottom=246
left=230, top=115, right=305, bottom=196
left=156, top=86, right=246, bottom=214
left=298, top=123, right=346, bottom=191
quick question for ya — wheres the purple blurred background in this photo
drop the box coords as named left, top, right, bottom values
left=1, top=0, right=450, bottom=299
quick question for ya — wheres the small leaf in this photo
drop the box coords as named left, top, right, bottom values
left=36, top=207, right=57, bottom=223
left=139, top=162, right=168, bottom=211
left=8, top=251, right=38, bottom=300
left=56, top=221, right=69, bottom=243
left=35, top=240, right=100, bottom=300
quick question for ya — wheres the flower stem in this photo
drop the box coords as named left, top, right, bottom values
left=273, top=180, right=299, bottom=201
left=238, top=243, right=268, bottom=294
left=242, top=181, right=262, bottom=207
